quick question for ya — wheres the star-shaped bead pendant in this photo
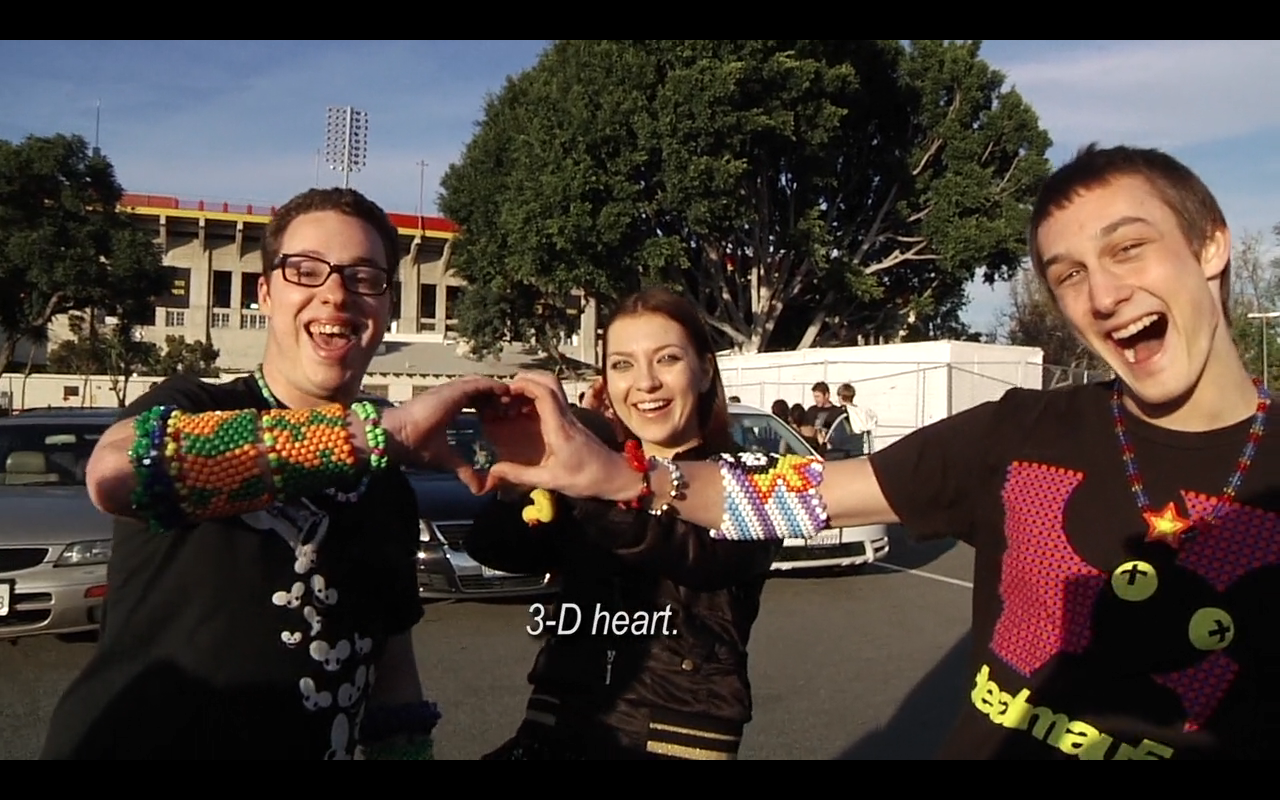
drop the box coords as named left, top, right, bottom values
left=1144, top=501, right=1193, bottom=548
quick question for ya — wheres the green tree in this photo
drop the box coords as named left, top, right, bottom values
left=1227, top=225, right=1280, bottom=386
left=147, top=333, right=220, bottom=378
left=0, top=133, right=168, bottom=371
left=46, top=311, right=161, bottom=406
left=439, top=39, right=1052, bottom=359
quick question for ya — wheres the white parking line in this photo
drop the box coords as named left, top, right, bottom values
left=873, top=561, right=974, bottom=589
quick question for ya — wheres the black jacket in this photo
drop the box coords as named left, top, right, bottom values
left=466, top=442, right=782, bottom=759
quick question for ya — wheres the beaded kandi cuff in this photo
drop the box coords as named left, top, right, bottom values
left=360, top=699, right=442, bottom=746
left=166, top=408, right=274, bottom=519
left=129, top=404, right=187, bottom=533
left=712, top=452, right=828, bottom=541
left=362, top=733, right=435, bottom=760
left=261, top=404, right=359, bottom=497
left=350, top=400, right=391, bottom=473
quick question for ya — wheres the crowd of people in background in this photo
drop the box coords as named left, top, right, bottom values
left=581, top=383, right=880, bottom=460
left=765, top=381, right=879, bottom=458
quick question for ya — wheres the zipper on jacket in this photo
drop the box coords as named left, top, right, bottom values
left=605, top=649, right=616, bottom=685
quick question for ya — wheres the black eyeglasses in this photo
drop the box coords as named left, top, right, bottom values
left=273, top=254, right=391, bottom=296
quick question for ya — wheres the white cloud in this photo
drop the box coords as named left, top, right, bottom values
left=1001, top=40, right=1280, bottom=152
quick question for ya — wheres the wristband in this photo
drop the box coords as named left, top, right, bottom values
left=362, top=733, right=435, bottom=760
left=351, top=400, right=391, bottom=472
left=713, top=452, right=828, bottom=540
left=261, top=403, right=359, bottom=497
left=167, top=408, right=275, bottom=520
left=129, top=404, right=188, bottom=533
left=646, top=456, right=687, bottom=517
left=617, top=440, right=653, bottom=510
left=359, top=699, right=442, bottom=744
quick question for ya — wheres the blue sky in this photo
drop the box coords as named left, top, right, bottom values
left=3, top=40, right=1278, bottom=335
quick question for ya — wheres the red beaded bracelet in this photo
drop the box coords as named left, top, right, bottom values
left=618, top=440, right=653, bottom=510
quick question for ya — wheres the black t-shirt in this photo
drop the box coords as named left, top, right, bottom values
left=39, top=375, right=424, bottom=760
left=869, top=382, right=1280, bottom=760
left=804, top=404, right=839, bottom=432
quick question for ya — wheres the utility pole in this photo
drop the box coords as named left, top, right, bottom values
left=416, top=160, right=429, bottom=230
left=92, top=99, right=102, bottom=158
left=1247, top=311, right=1280, bottom=388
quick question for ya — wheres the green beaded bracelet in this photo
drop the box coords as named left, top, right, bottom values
left=352, top=400, right=390, bottom=472
left=363, top=734, right=434, bottom=760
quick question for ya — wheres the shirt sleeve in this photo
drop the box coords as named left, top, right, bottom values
left=867, top=393, right=1008, bottom=545
left=120, top=375, right=227, bottom=418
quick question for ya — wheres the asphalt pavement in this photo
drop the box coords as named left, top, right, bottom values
left=0, top=527, right=975, bottom=760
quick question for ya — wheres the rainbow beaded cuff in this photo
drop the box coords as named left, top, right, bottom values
left=711, top=452, right=828, bottom=541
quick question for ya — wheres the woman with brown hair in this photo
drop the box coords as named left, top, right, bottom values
left=466, top=287, right=781, bottom=760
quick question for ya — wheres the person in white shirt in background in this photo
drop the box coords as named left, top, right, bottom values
left=824, top=383, right=878, bottom=459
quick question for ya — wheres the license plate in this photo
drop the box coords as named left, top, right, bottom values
left=0, top=582, right=10, bottom=617
left=481, top=566, right=509, bottom=578
left=808, top=532, right=841, bottom=547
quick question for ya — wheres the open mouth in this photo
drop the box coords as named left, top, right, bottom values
left=633, top=399, right=672, bottom=414
left=306, top=320, right=363, bottom=355
left=1109, top=312, right=1168, bottom=365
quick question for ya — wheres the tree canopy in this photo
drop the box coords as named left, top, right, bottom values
left=439, top=39, right=1053, bottom=358
left=0, top=133, right=168, bottom=370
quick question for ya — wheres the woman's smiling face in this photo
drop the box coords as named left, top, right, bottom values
left=604, top=311, right=712, bottom=458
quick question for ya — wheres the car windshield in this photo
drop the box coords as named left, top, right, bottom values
left=0, top=420, right=110, bottom=486
left=729, top=412, right=816, bottom=457
left=406, top=412, right=498, bottom=473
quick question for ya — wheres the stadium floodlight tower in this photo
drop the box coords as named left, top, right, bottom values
left=323, top=106, right=369, bottom=189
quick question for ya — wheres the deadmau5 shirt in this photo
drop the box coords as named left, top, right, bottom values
left=39, top=375, right=423, bottom=760
left=869, top=382, right=1280, bottom=760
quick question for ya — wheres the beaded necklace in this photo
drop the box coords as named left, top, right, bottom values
left=253, top=364, right=371, bottom=503
left=1112, top=376, right=1270, bottom=549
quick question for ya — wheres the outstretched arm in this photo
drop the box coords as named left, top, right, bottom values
left=492, top=371, right=999, bottom=544
left=85, top=408, right=378, bottom=519
left=88, top=374, right=509, bottom=528
left=555, top=453, right=896, bottom=534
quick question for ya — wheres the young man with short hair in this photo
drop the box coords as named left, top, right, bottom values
left=825, top=383, right=878, bottom=458
left=40, top=188, right=506, bottom=760
left=487, top=144, right=1280, bottom=760
left=804, top=381, right=839, bottom=439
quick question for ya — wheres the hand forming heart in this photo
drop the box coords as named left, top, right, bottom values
left=379, top=375, right=513, bottom=493
left=477, top=370, right=638, bottom=503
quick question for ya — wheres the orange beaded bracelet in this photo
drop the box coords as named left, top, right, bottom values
left=166, top=408, right=275, bottom=519
left=260, top=404, right=361, bottom=497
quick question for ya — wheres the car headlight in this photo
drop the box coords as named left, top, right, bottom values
left=55, top=539, right=113, bottom=567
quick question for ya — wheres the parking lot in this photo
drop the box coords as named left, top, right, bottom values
left=0, top=528, right=974, bottom=760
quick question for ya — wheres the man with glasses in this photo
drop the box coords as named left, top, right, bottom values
left=40, top=188, right=493, bottom=760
